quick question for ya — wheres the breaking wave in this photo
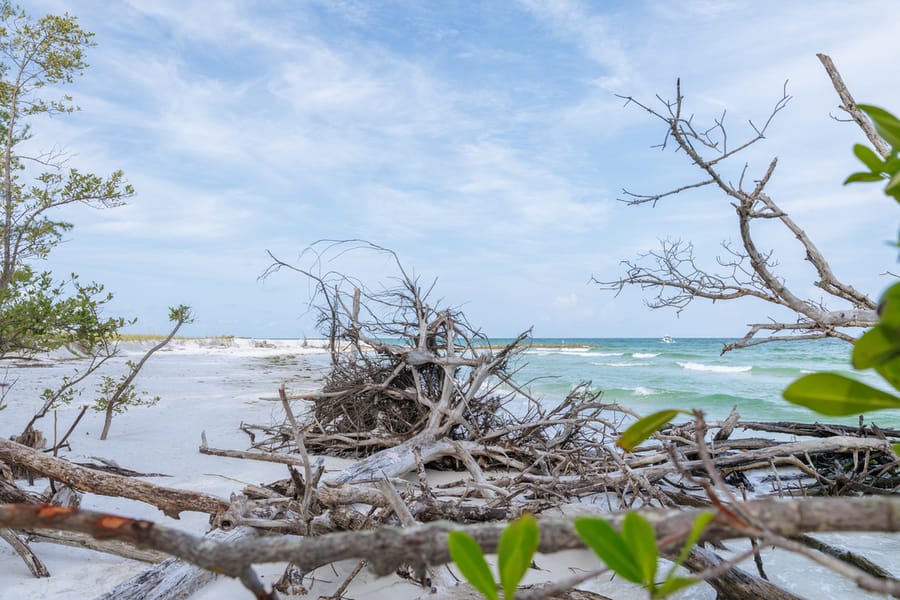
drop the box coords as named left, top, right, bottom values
left=677, top=361, right=752, bottom=373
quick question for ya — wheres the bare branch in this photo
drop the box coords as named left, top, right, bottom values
left=4, top=497, right=900, bottom=595
left=817, top=53, right=892, bottom=158
left=598, top=69, right=878, bottom=352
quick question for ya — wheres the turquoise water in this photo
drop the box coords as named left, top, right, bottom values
left=496, top=337, right=899, bottom=428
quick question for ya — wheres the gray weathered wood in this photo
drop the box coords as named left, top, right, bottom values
left=93, top=527, right=256, bottom=600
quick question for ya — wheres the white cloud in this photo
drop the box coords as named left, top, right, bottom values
left=553, top=292, right=578, bottom=308
left=11, top=0, right=900, bottom=337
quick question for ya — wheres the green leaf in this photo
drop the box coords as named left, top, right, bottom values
left=672, top=511, right=715, bottom=570
left=863, top=320, right=900, bottom=391
left=621, top=512, right=658, bottom=586
left=859, top=105, right=900, bottom=149
left=617, top=409, right=681, bottom=452
left=886, top=170, right=900, bottom=201
left=893, top=443, right=900, bottom=457
left=448, top=531, right=498, bottom=600
left=654, top=576, right=700, bottom=598
left=853, top=143, right=886, bottom=172
left=844, top=171, right=886, bottom=184
left=498, top=515, right=539, bottom=600
left=574, top=517, right=643, bottom=584
left=852, top=325, right=900, bottom=369
left=879, top=283, right=900, bottom=331
left=885, top=155, right=900, bottom=174
left=876, top=362, right=900, bottom=392
left=783, top=373, right=900, bottom=416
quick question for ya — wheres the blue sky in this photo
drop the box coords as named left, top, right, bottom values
left=18, top=0, right=900, bottom=339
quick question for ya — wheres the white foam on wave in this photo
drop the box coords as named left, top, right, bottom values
left=539, top=350, right=601, bottom=357
left=526, top=347, right=599, bottom=357
left=121, top=337, right=331, bottom=358
left=632, top=386, right=655, bottom=396
left=632, top=352, right=659, bottom=358
left=594, top=352, right=624, bottom=357
left=595, top=361, right=644, bottom=368
left=678, top=361, right=752, bottom=373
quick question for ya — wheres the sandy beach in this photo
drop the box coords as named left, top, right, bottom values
left=2, top=339, right=899, bottom=600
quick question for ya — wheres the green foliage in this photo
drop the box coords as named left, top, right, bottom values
left=448, top=531, right=499, bottom=600
left=617, top=409, right=685, bottom=452
left=94, top=305, right=192, bottom=440
left=574, top=511, right=713, bottom=598
left=845, top=105, right=900, bottom=203
left=783, top=371, right=900, bottom=416
left=448, top=514, right=539, bottom=600
left=448, top=511, right=712, bottom=600
left=0, top=267, right=127, bottom=357
left=498, top=514, right=539, bottom=600
left=784, top=105, right=900, bottom=417
left=0, top=2, right=133, bottom=358
left=93, top=363, right=160, bottom=415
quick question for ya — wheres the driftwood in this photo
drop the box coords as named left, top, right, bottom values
left=26, top=530, right=168, bottom=563
left=0, top=527, right=49, bottom=577
left=738, top=420, right=900, bottom=439
left=94, top=527, right=258, bottom=600
left=0, top=437, right=228, bottom=518
left=5, top=497, right=900, bottom=597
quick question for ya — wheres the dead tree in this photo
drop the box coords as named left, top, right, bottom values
left=594, top=54, right=881, bottom=353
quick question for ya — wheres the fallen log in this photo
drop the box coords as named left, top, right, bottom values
left=739, top=420, right=900, bottom=439
left=6, top=496, right=900, bottom=598
left=26, top=530, right=168, bottom=563
left=0, top=437, right=229, bottom=518
left=93, top=527, right=257, bottom=600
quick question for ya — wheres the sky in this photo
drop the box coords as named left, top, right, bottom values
left=14, top=0, right=900, bottom=339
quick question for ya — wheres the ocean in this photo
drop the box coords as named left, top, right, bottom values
left=2, top=335, right=890, bottom=437
left=505, top=336, right=896, bottom=428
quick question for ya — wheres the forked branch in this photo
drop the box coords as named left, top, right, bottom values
left=596, top=56, right=879, bottom=351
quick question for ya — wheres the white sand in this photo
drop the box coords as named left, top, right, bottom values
left=2, top=339, right=896, bottom=599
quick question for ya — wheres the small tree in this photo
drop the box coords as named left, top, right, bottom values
left=95, top=305, right=193, bottom=440
left=0, top=2, right=133, bottom=359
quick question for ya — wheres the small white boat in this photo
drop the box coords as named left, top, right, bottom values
left=662, top=335, right=673, bottom=343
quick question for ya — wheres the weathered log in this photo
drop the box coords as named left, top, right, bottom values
left=682, top=546, right=802, bottom=600
left=331, top=437, right=525, bottom=484
left=713, top=406, right=741, bottom=441
left=26, top=530, right=168, bottom=563
left=0, top=437, right=229, bottom=518
left=638, top=436, right=893, bottom=482
left=93, top=527, right=257, bottom=600
left=739, top=420, right=900, bottom=439
left=5, top=496, right=900, bottom=593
